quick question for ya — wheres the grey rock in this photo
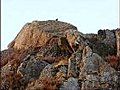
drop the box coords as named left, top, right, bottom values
left=80, top=46, right=118, bottom=89
left=18, top=55, right=49, bottom=82
left=40, top=64, right=57, bottom=78
left=59, top=65, right=68, bottom=74
left=67, top=47, right=83, bottom=78
left=67, top=57, right=78, bottom=78
left=102, top=30, right=116, bottom=46
left=80, top=46, right=103, bottom=76
left=59, top=77, right=80, bottom=90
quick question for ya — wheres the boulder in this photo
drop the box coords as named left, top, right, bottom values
left=80, top=46, right=118, bottom=89
left=8, top=20, right=77, bottom=50
left=85, top=29, right=117, bottom=57
left=17, top=55, right=49, bottom=83
left=59, top=77, right=80, bottom=90
left=98, top=29, right=116, bottom=46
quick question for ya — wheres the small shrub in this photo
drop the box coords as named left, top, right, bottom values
left=105, top=55, right=119, bottom=70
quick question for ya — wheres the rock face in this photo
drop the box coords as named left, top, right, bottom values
left=8, top=20, right=77, bottom=50
left=116, top=29, right=120, bottom=57
left=85, top=29, right=117, bottom=57
left=1, top=20, right=120, bottom=90
left=59, top=77, right=80, bottom=90
left=79, top=46, right=118, bottom=90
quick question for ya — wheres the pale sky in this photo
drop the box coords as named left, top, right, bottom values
left=1, top=0, right=119, bottom=50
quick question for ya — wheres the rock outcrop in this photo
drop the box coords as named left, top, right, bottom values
left=1, top=20, right=120, bottom=90
left=116, top=29, right=120, bottom=57
left=85, top=29, right=117, bottom=57
left=8, top=20, right=77, bottom=50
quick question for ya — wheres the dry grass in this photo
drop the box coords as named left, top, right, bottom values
left=39, top=76, right=60, bottom=90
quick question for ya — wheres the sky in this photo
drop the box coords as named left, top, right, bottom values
left=1, top=0, right=119, bottom=50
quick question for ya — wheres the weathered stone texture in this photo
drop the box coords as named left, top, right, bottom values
left=1, top=20, right=119, bottom=90
left=116, top=29, right=120, bottom=57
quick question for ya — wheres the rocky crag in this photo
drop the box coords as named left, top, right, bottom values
left=1, top=20, right=120, bottom=90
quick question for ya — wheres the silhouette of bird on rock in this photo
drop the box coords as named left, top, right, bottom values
left=56, top=18, right=58, bottom=21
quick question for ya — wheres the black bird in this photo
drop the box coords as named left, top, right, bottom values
left=56, top=18, right=58, bottom=21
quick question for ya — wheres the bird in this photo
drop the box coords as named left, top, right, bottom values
left=56, top=18, right=58, bottom=21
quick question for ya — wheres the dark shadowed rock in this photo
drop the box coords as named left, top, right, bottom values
left=17, top=55, right=49, bottom=83
left=86, top=30, right=117, bottom=57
